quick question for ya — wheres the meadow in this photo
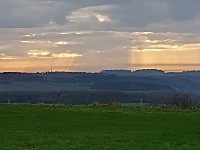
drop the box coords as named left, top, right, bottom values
left=0, top=104, right=200, bottom=150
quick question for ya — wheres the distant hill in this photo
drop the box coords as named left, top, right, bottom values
left=1, top=70, right=200, bottom=94
left=0, top=70, right=200, bottom=104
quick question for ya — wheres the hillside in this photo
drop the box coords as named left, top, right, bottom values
left=0, top=70, right=200, bottom=104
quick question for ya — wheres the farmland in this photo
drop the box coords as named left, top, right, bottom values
left=0, top=104, right=200, bottom=149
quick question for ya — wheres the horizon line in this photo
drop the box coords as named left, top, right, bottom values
left=1, top=68, right=200, bottom=74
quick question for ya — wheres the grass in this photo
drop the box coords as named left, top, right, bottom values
left=0, top=104, right=200, bottom=149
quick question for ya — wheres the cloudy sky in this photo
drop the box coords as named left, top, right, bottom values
left=0, top=0, right=200, bottom=72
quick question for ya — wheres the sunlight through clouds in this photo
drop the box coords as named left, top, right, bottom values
left=27, top=50, right=82, bottom=58
left=27, top=50, right=50, bottom=57
left=66, top=5, right=112, bottom=23
left=55, top=41, right=83, bottom=45
left=0, top=54, right=18, bottom=60
left=52, top=53, right=82, bottom=58
left=95, top=14, right=111, bottom=23
left=0, top=0, right=200, bottom=72
left=130, top=32, right=200, bottom=71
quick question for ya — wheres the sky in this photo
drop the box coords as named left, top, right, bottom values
left=0, top=0, right=200, bottom=72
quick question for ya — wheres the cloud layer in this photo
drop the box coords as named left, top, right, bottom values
left=0, top=0, right=200, bottom=72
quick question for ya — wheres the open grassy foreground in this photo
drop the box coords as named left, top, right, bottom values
left=0, top=105, right=200, bottom=150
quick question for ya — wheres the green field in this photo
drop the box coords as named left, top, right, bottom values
left=0, top=105, right=200, bottom=150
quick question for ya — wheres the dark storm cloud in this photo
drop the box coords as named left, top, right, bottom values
left=0, top=0, right=200, bottom=31
left=167, top=0, right=200, bottom=21
left=0, top=0, right=131, bottom=28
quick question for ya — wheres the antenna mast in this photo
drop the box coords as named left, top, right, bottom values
left=51, top=66, right=53, bottom=72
